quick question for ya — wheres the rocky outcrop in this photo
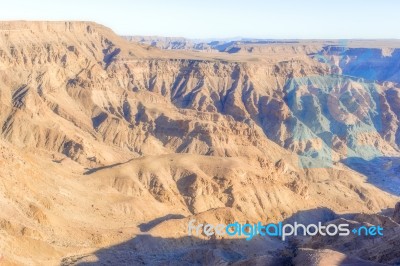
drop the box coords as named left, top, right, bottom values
left=0, top=22, right=399, bottom=264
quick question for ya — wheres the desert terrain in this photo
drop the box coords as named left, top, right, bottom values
left=0, top=21, right=399, bottom=265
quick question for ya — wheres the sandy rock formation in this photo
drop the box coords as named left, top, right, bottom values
left=0, top=21, right=398, bottom=264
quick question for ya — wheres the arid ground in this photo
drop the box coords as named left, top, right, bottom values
left=0, top=21, right=399, bottom=265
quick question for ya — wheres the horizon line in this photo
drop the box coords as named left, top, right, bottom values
left=1, top=20, right=400, bottom=41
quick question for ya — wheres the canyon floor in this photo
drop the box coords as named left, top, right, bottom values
left=0, top=21, right=399, bottom=265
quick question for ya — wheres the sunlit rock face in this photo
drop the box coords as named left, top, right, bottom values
left=0, top=22, right=399, bottom=265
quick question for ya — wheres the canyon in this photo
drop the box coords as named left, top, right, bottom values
left=0, top=21, right=399, bottom=265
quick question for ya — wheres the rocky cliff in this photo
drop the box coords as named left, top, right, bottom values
left=0, top=22, right=399, bottom=264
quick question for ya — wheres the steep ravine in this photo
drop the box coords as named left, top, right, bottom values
left=0, top=22, right=399, bottom=264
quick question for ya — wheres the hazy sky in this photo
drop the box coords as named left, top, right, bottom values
left=0, top=0, right=399, bottom=39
